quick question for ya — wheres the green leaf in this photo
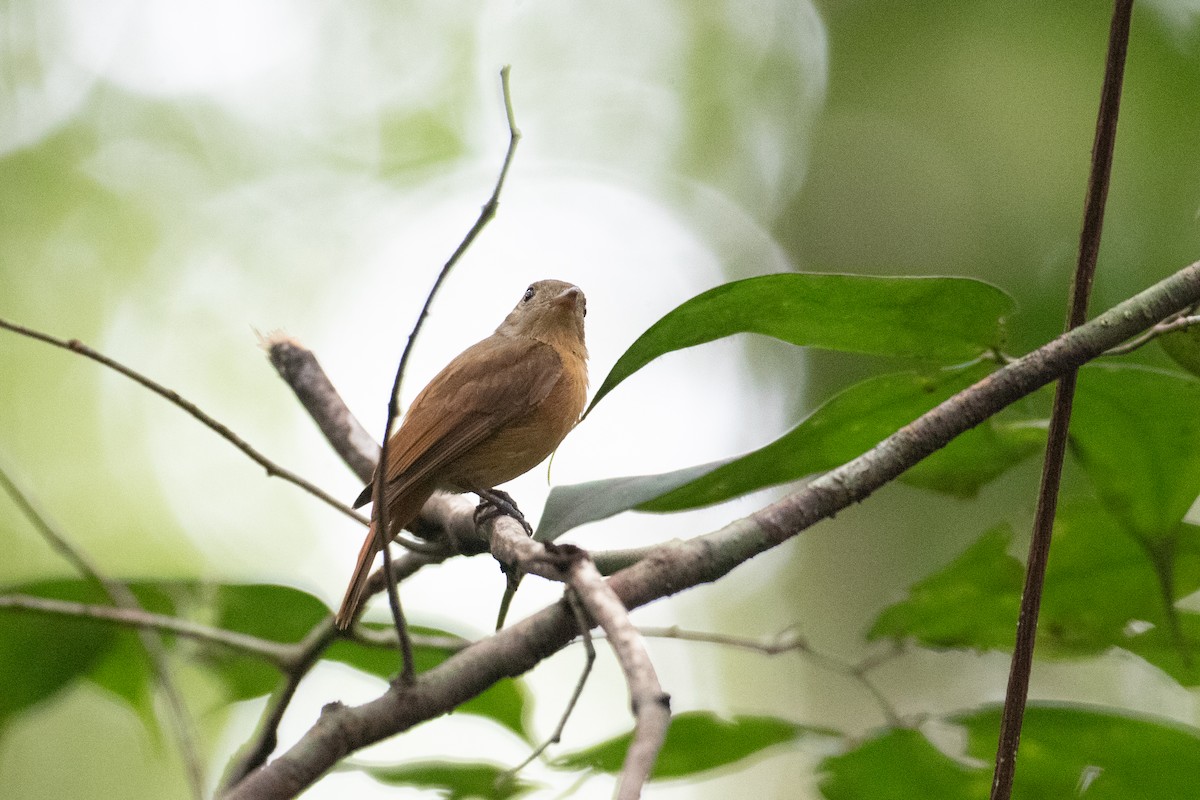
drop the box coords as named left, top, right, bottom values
left=868, top=526, right=1024, bottom=650
left=588, top=273, right=1012, bottom=413
left=818, top=727, right=986, bottom=800
left=207, top=584, right=329, bottom=700
left=819, top=704, right=1200, bottom=800
left=358, top=760, right=537, bottom=799
left=0, top=580, right=118, bottom=725
left=1037, top=504, right=1178, bottom=654
left=1070, top=364, right=1200, bottom=543
left=535, top=459, right=731, bottom=541
left=326, top=625, right=531, bottom=739
left=1121, top=613, right=1200, bottom=686
left=957, top=703, right=1200, bottom=799
left=1042, top=506, right=1200, bottom=680
left=866, top=504, right=1200, bottom=680
left=539, top=362, right=996, bottom=541
left=553, top=711, right=821, bottom=779
left=1158, top=322, right=1200, bottom=377
left=85, top=582, right=178, bottom=720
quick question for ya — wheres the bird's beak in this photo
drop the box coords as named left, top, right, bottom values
left=552, top=286, right=583, bottom=308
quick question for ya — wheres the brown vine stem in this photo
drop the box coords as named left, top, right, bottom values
left=990, top=2, right=1134, bottom=798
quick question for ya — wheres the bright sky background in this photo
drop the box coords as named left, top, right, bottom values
left=1, top=2, right=830, bottom=797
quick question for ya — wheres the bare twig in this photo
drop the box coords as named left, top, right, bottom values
left=490, top=518, right=670, bottom=798
left=262, top=332, right=380, bottom=481
left=224, top=67, right=526, bottom=787
left=221, top=621, right=339, bottom=789
left=390, top=64, right=521, bottom=413
left=0, top=317, right=366, bottom=527
left=501, top=589, right=596, bottom=781
left=0, top=462, right=206, bottom=800
left=1104, top=311, right=1200, bottom=355
left=0, top=593, right=295, bottom=664
left=634, top=626, right=904, bottom=727
left=991, top=3, right=1134, bottom=798
left=222, top=261, right=1200, bottom=800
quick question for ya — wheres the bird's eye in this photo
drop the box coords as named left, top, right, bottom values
left=582, top=303, right=587, bottom=317
left=522, top=286, right=535, bottom=303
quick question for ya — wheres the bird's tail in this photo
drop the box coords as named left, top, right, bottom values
left=333, top=482, right=436, bottom=630
left=334, top=521, right=380, bottom=630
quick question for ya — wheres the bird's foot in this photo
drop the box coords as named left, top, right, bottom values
left=474, top=488, right=534, bottom=537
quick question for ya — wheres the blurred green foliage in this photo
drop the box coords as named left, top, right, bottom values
left=3, top=1, right=1200, bottom=799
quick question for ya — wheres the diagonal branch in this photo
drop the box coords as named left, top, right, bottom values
left=222, top=260, right=1200, bottom=800
left=262, top=333, right=379, bottom=482
left=0, top=318, right=366, bottom=527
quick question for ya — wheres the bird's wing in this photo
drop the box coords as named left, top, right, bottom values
left=367, top=336, right=564, bottom=502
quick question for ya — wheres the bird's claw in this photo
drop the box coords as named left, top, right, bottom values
left=474, top=489, right=534, bottom=537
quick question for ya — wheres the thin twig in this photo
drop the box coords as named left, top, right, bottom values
left=501, top=589, right=596, bottom=782
left=632, top=626, right=904, bottom=727
left=391, top=64, right=521, bottom=408
left=0, top=593, right=295, bottom=664
left=489, top=518, right=672, bottom=795
left=990, top=3, right=1134, bottom=798
left=228, top=69, right=526, bottom=775
left=362, top=65, right=523, bottom=680
left=223, top=262, right=1200, bottom=800
left=350, top=624, right=470, bottom=652
left=0, top=317, right=366, bottom=527
left=1104, top=311, right=1200, bottom=355
left=0, top=462, right=206, bottom=800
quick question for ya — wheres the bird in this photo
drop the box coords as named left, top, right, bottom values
left=334, top=279, right=589, bottom=630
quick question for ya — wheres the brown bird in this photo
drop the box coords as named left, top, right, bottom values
left=334, top=279, right=589, bottom=630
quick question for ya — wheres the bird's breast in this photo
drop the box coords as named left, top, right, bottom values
left=443, top=351, right=588, bottom=491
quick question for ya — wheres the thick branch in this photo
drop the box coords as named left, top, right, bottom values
left=264, top=334, right=379, bottom=482
left=223, top=262, right=1200, bottom=800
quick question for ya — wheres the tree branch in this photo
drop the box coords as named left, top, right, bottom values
left=564, top=554, right=669, bottom=800
left=223, top=260, right=1200, bottom=800
left=0, top=318, right=367, bottom=527
left=262, top=332, right=380, bottom=482
left=0, top=593, right=295, bottom=664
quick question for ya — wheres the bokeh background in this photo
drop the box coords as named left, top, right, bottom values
left=2, top=1, right=1199, bottom=798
